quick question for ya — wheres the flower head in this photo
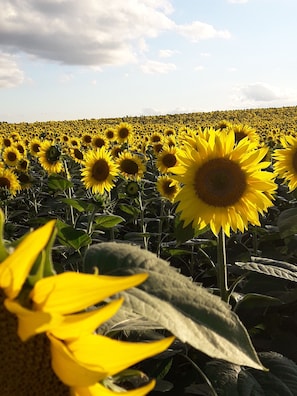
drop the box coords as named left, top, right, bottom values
left=273, top=135, right=297, bottom=191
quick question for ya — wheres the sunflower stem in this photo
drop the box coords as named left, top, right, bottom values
left=217, top=229, right=230, bottom=303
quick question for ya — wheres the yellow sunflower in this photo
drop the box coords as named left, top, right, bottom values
left=81, top=147, right=119, bottom=194
left=69, top=147, right=85, bottom=165
left=0, top=167, right=21, bottom=196
left=227, top=123, right=260, bottom=144
left=156, top=175, right=180, bottom=202
left=171, top=130, right=277, bottom=236
left=2, top=145, right=22, bottom=167
left=29, top=138, right=42, bottom=157
left=116, top=151, right=146, bottom=181
left=273, top=135, right=297, bottom=191
left=116, top=122, right=133, bottom=144
left=104, top=127, right=116, bottom=142
left=156, top=145, right=179, bottom=174
left=0, top=213, right=174, bottom=396
left=38, top=141, right=64, bottom=174
left=92, top=135, right=108, bottom=149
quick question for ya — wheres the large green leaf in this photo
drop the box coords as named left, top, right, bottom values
left=56, top=220, right=91, bottom=249
left=277, top=208, right=297, bottom=238
left=235, top=257, right=297, bottom=283
left=205, top=352, right=297, bottom=396
left=84, top=242, right=264, bottom=370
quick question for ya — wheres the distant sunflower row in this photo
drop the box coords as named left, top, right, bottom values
left=0, top=120, right=297, bottom=208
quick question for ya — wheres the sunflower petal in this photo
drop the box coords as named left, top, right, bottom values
left=0, top=220, right=56, bottom=299
left=31, top=272, right=148, bottom=314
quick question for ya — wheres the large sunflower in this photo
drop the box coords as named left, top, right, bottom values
left=171, top=130, right=277, bottom=236
left=273, top=135, right=297, bottom=191
left=0, top=213, right=174, bottom=396
left=116, top=151, right=146, bottom=181
left=81, top=147, right=119, bottom=194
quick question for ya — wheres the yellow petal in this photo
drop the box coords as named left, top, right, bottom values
left=48, top=333, right=105, bottom=387
left=51, top=298, right=124, bottom=340
left=0, top=220, right=56, bottom=299
left=68, top=334, right=175, bottom=380
left=4, top=298, right=62, bottom=341
left=71, top=380, right=156, bottom=396
left=31, top=272, right=148, bottom=314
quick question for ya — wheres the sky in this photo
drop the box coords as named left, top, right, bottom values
left=1, top=0, right=297, bottom=123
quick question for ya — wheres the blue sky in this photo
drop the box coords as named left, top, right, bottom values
left=1, top=0, right=297, bottom=123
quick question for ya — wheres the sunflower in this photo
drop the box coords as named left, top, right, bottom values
left=92, top=135, right=108, bottom=149
left=29, top=138, right=42, bottom=157
left=2, top=145, right=22, bottom=167
left=156, top=175, right=180, bottom=202
left=116, top=151, right=146, bottom=181
left=116, top=122, right=133, bottom=144
left=81, top=147, right=119, bottom=194
left=0, top=213, right=174, bottom=396
left=171, top=130, right=277, bottom=236
left=69, top=147, right=85, bottom=165
left=156, top=145, right=179, bottom=174
left=273, top=135, right=297, bottom=191
left=38, top=141, right=63, bottom=174
left=104, top=127, right=116, bottom=142
left=0, top=167, right=21, bottom=196
left=228, top=123, right=260, bottom=144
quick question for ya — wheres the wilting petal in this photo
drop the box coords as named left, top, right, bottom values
left=4, top=299, right=62, bottom=341
left=67, top=334, right=175, bottom=381
left=71, top=380, right=156, bottom=396
left=31, top=272, right=148, bottom=314
left=48, top=333, right=106, bottom=387
left=51, top=299, right=124, bottom=340
left=0, top=220, right=56, bottom=299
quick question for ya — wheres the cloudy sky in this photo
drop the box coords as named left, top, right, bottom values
left=1, top=0, right=297, bottom=123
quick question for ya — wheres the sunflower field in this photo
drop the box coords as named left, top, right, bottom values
left=1, top=105, right=297, bottom=395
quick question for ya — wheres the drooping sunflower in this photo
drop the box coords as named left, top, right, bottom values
left=273, top=135, right=297, bottom=191
left=2, top=145, right=22, bottom=167
left=156, top=145, right=179, bottom=174
left=0, top=213, right=174, bottom=396
left=116, top=151, right=146, bottom=181
left=81, top=147, right=119, bottom=194
left=171, top=130, right=277, bottom=236
left=0, top=167, right=21, bottom=196
left=38, top=141, right=64, bottom=174
left=156, top=175, right=180, bottom=202
left=116, top=122, right=133, bottom=144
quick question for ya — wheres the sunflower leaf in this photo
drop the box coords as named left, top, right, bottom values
left=277, top=208, right=297, bottom=238
left=84, top=242, right=264, bottom=370
left=56, top=220, right=91, bottom=249
left=94, top=215, right=125, bottom=229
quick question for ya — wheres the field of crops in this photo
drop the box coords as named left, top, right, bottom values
left=1, top=105, right=297, bottom=395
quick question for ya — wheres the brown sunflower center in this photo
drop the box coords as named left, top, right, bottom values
left=0, top=177, right=10, bottom=189
left=7, top=152, right=17, bottom=162
left=92, top=159, right=110, bottom=181
left=118, top=128, right=129, bottom=139
left=163, top=180, right=176, bottom=195
left=162, top=153, right=177, bottom=168
left=235, top=132, right=247, bottom=142
left=120, top=159, right=138, bottom=175
left=194, top=158, right=247, bottom=207
left=292, top=150, right=297, bottom=173
left=73, top=148, right=84, bottom=160
left=93, top=138, right=105, bottom=148
left=32, top=143, right=40, bottom=153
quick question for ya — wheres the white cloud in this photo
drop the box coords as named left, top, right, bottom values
left=232, top=82, right=297, bottom=107
left=0, top=0, right=231, bottom=68
left=0, top=52, right=24, bottom=88
left=176, top=21, right=231, bottom=42
left=158, top=49, right=178, bottom=58
left=194, top=65, right=205, bottom=71
left=140, top=60, right=176, bottom=74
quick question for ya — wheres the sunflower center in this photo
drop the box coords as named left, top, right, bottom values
left=92, top=159, right=110, bottom=181
left=32, top=143, right=40, bottom=153
left=120, top=159, right=139, bottom=175
left=194, top=158, right=247, bottom=207
left=7, top=152, right=17, bottom=162
left=235, top=132, right=247, bottom=142
left=93, top=138, right=105, bottom=148
left=0, top=177, right=10, bottom=189
left=292, top=150, right=297, bottom=173
left=162, top=153, right=177, bottom=168
left=163, top=180, right=176, bottom=195
left=118, top=128, right=129, bottom=139
left=73, top=148, right=84, bottom=160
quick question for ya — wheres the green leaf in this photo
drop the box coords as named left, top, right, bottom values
left=118, top=203, right=141, bottom=217
left=235, top=257, right=297, bottom=283
left=205, top=352, right=297, bottom=396
left=60, top=198, right=87, bottom=213
left=277, top=208, right=297, bottom=238
left=84, top=242, right=264, bottom=370
left=94, top=215, right=125, bottom=229
left=56, top=220, right=91, bottom=249
left=47, top=174, right=73, bottom=192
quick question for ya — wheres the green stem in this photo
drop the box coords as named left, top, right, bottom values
left=217, top=229, right=230, bottom=303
